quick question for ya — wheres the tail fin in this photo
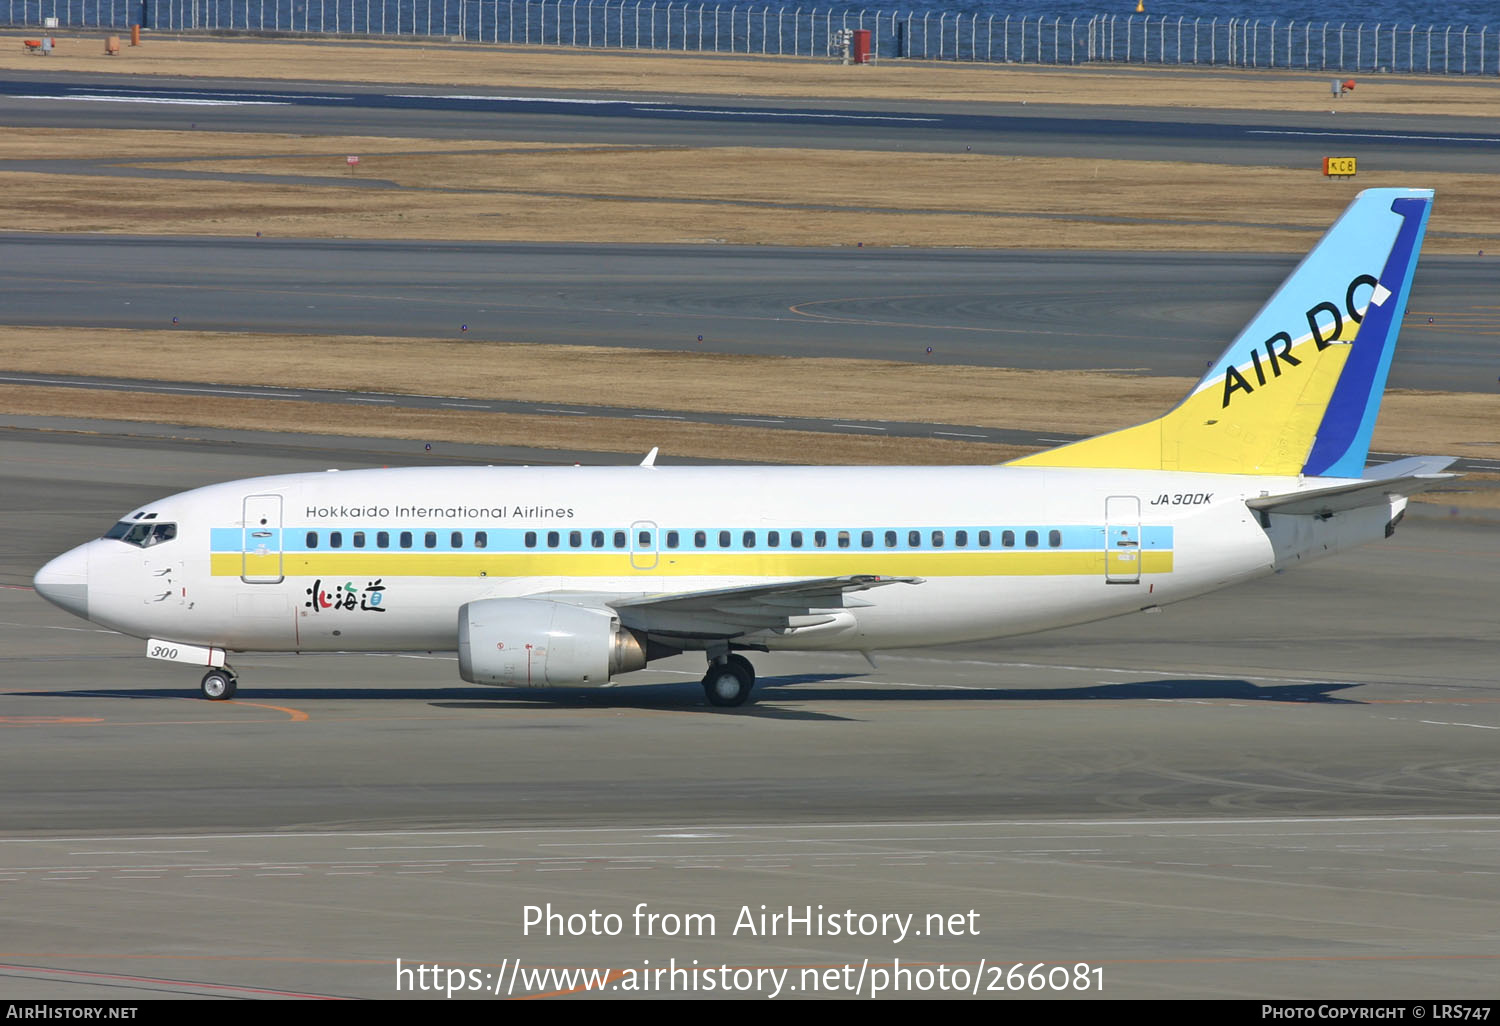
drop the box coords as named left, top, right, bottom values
left=1009, top=187, right=1433, bottom=477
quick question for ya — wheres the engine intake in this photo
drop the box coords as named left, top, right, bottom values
left=457, top=598, right=647, bottom=687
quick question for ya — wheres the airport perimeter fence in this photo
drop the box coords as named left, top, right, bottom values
left=8, top=1, right=1500, bottom=75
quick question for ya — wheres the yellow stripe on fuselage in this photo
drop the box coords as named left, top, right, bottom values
left=211, top=551, right=1174, bottom=579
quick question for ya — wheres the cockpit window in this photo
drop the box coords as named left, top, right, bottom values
left=103, top=521, right=177, bottom=548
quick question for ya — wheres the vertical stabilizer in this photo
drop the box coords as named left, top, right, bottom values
left=1009, top=188, right=1433, bottom=477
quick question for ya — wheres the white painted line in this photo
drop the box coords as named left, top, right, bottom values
left=1249, top=129, right=1500, bottom=143
left=0, top=376, right=300, bottom=399
left=934, top=431, right=988, bottom=439
left=832, top=423, right=887, bottom=432
left=69, top=850, right=208, bottom=856
left=8, top=814, right=1499, bottom=847
left=441, top=402, right=491, bottom=409
left=1421, top=720, right=1499, bottom=730
left=348, top=844, right=484, bottom=850
left=537, top=408, right=591, bottom=415
left=645, top=107, right=940, bottom=123
left=345, top=397, right=395, bottom=403
left=393, top=93, right=665, bottom=106
left=733, top=417, right=786, bottom=424
left=632, top=414, right=685, bottom=420
left=18, top=95, right=288, bottom=107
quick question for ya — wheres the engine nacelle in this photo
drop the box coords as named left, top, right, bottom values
left=457, top=598, right=647, bottom=687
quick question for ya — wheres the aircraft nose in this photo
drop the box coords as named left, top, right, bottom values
left=34, top=545, right=89, bottom=621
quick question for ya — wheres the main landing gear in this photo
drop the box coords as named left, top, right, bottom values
left=199, top=666, right=238, bottom=701
left=702, top=653, right=755, bottom=708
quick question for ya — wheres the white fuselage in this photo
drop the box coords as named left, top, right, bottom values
left=53, top=463, right=1401, bottom=665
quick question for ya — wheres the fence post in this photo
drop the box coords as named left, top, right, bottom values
left=1444, top=25, right=1450, bottom=74
left=1462, top=26, right=1468, bottom=74
left=1002, top=14, right=1008, bottom=61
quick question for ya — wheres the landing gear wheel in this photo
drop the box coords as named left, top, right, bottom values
left=200, top=668, right=237, bottom=701
left=726, top=652, right=756, bottom=684
left=702, top=658, right=754, bottom=708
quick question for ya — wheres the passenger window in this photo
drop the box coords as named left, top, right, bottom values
left=638, top=530, right=651, bottom=548
left=814, top=531, right=827, bottom=548
left=591, top=531, right=604, bottom=548
left=837, top=531, right=850, bottom=549
left=719, top=530, right=731, bottom=548
left=909, top=530, right=921, bottom=547
left=330, top=531, right=342, bottom=549
left=1025, top=530, right=1039, bottom=548
left=694, top=531, right=706, bottom=548
left=767, top=531, right=780, bottom=548
left=306, top=531, right=318, bottom=549
left=613, top=531, right=626, bottom=549
left=400, top=531, right=413, bottom=549
left=524, top=531, right=537, bottom=549
left=1002, top=530, right=1015, bottom=548
left=932, top=530, right=944, bottom=548
left=547, top=531, right=560, bottom=548
left=377, top=531, right=390, bottom=549
left=475, top=531, right=488, bottom=549
left=885, top=530, right=897, bottom=548
left=353, top=531, right=366, bottom=549
left=424, top=531, right=437, bottom=549
left=570, top=530, right=582, bottom=548
left=955, top=530, right=968, bottom=548
left=743, top=531, right=756, bottom=549
left=978, top=530, right=991, bottom=547
left=452, top=531, right=464, bottom=549
left=790, top=531, right=803, bottom=548
left=666, top=531, right=679, bottom=549
left=1049, top=529, right=1062, bottom=548
left=861, top=530, right=873, bottom=548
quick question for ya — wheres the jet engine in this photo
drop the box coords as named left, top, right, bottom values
left=457, top=598, right=647, bottom=687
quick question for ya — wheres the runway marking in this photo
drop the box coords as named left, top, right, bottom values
left=392, top=94, right=666, bottom=106
left=1249, top=129, right=1500, bottom=144
left=0, top=962, right=346, bottom=999
left=225, top=700, right=309, bottom=723
left=0, top=717, right=105, bottom=726
left=0, top=375, right=301, bottom=399
left=15, top=95, right=291, bottom=108
left=69, top=850, right=208, bottom=856
left=641, top=107, right=940, bottom=123
left=1420, top=720, right=1499, bottom=730
left=441, top=402, right=491, bottom=409
left=832, top=423, right=886, bottom=431
left=0, top=620, right=120, bottom=634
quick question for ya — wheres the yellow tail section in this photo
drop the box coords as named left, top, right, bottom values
left=1009, top=328, right=1352, bottom=475
left=1009, top=188, right=1433, bottom=477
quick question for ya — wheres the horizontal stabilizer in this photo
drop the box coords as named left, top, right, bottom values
left=1247, top=456, right=1457, bottom=516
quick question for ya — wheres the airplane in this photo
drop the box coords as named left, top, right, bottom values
left=32, top=187, right=1455, bottom=708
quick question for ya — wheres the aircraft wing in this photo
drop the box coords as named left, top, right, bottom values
left=1247, top=456, right=1459, bottom=516
left=604, top=575, right=924, bottom=639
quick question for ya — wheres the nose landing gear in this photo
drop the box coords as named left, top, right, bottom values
left=200, top=667, right=238, bottom=701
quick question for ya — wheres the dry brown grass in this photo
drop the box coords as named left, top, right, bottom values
left=7, top=33, right=1500, bottom=116
left=3, top=136, right=1497, bottom=250
left=1, top=328, right=1495, bottom=458
left=0, top=385, right=1025, bottom=464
